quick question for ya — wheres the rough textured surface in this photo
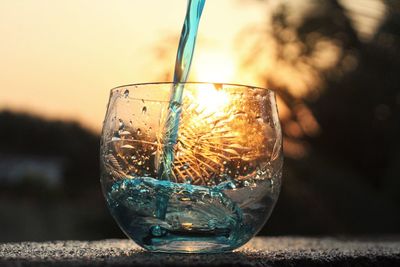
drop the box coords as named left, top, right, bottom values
left=0, top=237, right=399, bottom=267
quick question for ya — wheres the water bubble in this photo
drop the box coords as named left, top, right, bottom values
left=118, top=119, right=125, bottom=130
left=256, top=167, right=268, bottom=176
left=112, top=131, right=121, bottom=141
left=142, top=106, right=147, bottom=114
left=129, top=120, right=133, bottom=126
left=150, top=225, right=165, bottom=237
left=124, top=89, right=129, bottom=98
left=120, top=182, right=126, bottom=190
left=137, top=128, right=142, bottom=135
left=185, top=176, right=192, bottom=184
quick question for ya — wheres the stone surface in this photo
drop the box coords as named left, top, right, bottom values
left=0, top=237, right=399, bottom=267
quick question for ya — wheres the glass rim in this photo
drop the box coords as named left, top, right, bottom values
left=110, top=81, right=275, bottom=94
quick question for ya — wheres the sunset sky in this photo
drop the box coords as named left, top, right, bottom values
left=0, top=0, right=385, bottom=131
left=0, top=0, right=268, bottom=131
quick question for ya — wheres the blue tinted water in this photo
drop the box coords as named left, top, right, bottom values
left=107, top=177, right=253, bottom=252
left=157, top=0, right=206, bottom=181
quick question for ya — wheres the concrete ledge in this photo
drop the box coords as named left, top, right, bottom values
left=1, top=237, right=399, bottom=267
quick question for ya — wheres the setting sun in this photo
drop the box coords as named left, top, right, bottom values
left=194, top=84, right=230, bottom=116
left=194, top=51, right=236, bottom=83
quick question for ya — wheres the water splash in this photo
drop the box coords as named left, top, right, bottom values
left=107, top=176, right=250, bottom=250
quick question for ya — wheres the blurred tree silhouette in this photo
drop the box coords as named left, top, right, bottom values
left=0, top=110, right=99, bottom=196
left=243, top=0, right=400, bottom=234
left=0, top=111, right=122, bottom=241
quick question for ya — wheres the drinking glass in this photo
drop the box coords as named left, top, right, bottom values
left=100, top=82, right=282, bottom=253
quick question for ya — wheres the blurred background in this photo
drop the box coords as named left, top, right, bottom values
left=1, top=0, right=399, bottom=241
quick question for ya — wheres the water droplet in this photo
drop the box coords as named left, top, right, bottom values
left=121, top=145, right=134, bottom=149
left=124, top=89, right=129, bottom=98
left=150, top=225, right=165, bottom=237
left=118, top=119, right=125, bottom=130
left=185, top=176, right=192, bottom=184
left=137, top=128, right=142, bottom=135
left=119, top=130, right=131, bottom=136
left=129, top=120, right=133, bottom=126
left=142, top=106, right=147, bottom=114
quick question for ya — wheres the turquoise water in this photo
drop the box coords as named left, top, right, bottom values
left=106, top=177, right=255, bottom=253
left=157, top=0, right=206, bottom=181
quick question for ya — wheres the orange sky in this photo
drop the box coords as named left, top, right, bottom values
left=0, top=0, right=385, bottom=132
left=0, top=0, right=267, bottom=131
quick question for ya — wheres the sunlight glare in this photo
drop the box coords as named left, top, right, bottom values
left=194, top=51, right=235, bottom=83
left=194, top=84, right=230, bottom=116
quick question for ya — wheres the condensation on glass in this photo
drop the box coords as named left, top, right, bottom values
left=100, top=82, right=283, bottom=253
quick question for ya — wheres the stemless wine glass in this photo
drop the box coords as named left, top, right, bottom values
left=100, top=82, right=282, bottom=253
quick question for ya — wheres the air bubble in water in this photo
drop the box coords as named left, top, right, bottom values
left=142, top=106, right=147, bottom=114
